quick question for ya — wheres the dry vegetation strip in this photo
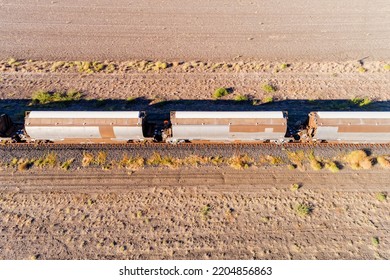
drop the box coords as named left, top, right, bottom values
left=2, top=149, right=390, bottom=172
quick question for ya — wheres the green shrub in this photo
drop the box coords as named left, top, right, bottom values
left=291, top=183, right=301, bottom=191
left=262, top=84, right=276, bottom=93
left=61, top=158, right=75, bottom=170
left=296, top=203, right=311, bottom=217
left=280, top=63, right=289, bottom=70
left=200, top=204, right=211, bottom=219
left=371, top=237, right=379, bottom=246
left=345, top=150, right=372, bottom=169
left=234, top=94, right=248, bottom=101
left=262, top=96, right=274, bottom=103
left=351, top=97, right=372, bottom=107
left=376, top=192, right=387, bottom=202
left=377, top=156, right=390, bottom=168
left=384, top=64, right=390, bottom=71
left=31, top=89, right=82, bottom=104
left=213, top=87, right=229, bottom=99
left=325, top=161, right=340, bottom=172
left=358, top=66, right=367, bottom=73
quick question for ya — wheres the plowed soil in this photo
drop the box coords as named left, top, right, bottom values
left=0, top=168, right=389, bottom=259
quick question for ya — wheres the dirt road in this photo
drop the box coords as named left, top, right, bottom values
left=1, top=0, right=389, bottom=60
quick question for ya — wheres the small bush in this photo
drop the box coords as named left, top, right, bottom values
left=325, top=161, right=340, bottom=173
left=280, top=63, right=289, bottom=70
left=351, top=97, right=372, bottom=107
left=200, top=204, right=211, bottom=219
left=262, top=96, right=274, bottom=103
left=18, top=160, right=32, bottom=171
left=61, top=158, right=75, bottom=170
left=265, top=155, right=282, bottom=165
left=358, top=66, right=367, bottom=73
left=287, top=164, right=296, bottom=170
left=7, top=57, right=20, bottom=66
left=296, top=203, right=311, bottom=217
left=43, top=152, right=57, bottom=167
left=213, top=87, right=229, bottom=99
left=345, top=150, right=372, bottom=169
left=210, top=156, right=225, bottom=166
left=234, top=94, right=248, bottom=101
left=228, top=155, right=254, bottom=169
left=384, top=64, right=390, bottom=71
left=371, top=237, right=379, bottom=246
left=31, top=89, right=82, bottom=104
left=119, top=155, right=145, bottom=170
left=147, top=153, right=181, bottom=168
left=287, top=150, right=305, bottom=169
left=51, top=61, right=65, bottom=71
left=153, top=61, right=168, bottom=71
left=95, top=151, right=107, bottom=166
left=183, top=155, right=209, bottom=167
left=377, top=156, right=390, bottom=168
left=262, top=84, right=276, bottom=93
left=376, top=192, right=387, bottom=202
left=291, top=183, right=301, bottom=191
left=308, top=151, right=322, bottom=170
left=82, top=152, right=94, bottom=167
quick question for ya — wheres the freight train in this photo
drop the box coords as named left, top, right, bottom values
left=1, top=110, right=390, bottom=144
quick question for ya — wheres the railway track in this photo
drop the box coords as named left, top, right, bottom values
left=2, top=141, right=390, bottom=151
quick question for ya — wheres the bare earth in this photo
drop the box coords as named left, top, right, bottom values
left=0, top=0, right=389, bottom=61
left=0, top=167, right=389, bottom=260
left=1, top=0, right=390, bottom=260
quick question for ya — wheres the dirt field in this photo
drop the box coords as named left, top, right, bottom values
left=0, top=167, right=389, bottom=259
left=1, top=0, right=390, bottom=261
left=0, top=0, right=389, bottom=61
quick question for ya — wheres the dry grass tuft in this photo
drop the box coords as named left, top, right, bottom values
left=345, top=150, right=372, bottom=169
left=60, top=158, right=74, bottom=170
left=210, top=156, right=225, bottom=166
left=290, top=183, right=301, bottom=191
left=200, top=204, right=211, bottom=220
left=95, top=151, right=107, bottom=166
left=183, top=155, right=210, bottom=167
left=325, top=161, right=340, bottom=173
left=147, top=153, right=181, bottom=168
left=18, top=160, right=32, bottom=171
left=296, top=203, right=311, bottom=217
left=376, top=192, right=387, bottom=202
left=261, top=84, right=276, bottom=93
left=82, top=152, right=94, bottom=167
left=287, top=150, right=305, bottom=169
left=371, top=237, right=379, bottom=247
left=213, top=87, right=229, bottom=99
left=228, top=154, right=254, bottom=169
left=377, top=156, right=390, bottom=169
left=119, top=154, right=145, bottom=170
left=264, top=155, right=283, bottom=165
left=308, top=151, right=323, bottom=171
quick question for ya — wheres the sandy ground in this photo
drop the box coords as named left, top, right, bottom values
left=1, top=60, right=390, bottom=102
left=0, top=0, right=389, bottom=61
left=0, top=167, right=389, bottom=259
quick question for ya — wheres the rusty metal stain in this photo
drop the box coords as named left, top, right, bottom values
left=228, top=125, right=286, bottom=133
left=26, top=118, right=140, bottom=126
left=99, top=126, right=116, bottom=138
left=171, top=118, right=285, bottom=126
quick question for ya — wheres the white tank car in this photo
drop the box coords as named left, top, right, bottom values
left=169, top=111, right=288, bottom=143
left=24, top=111, right=145, bottom=143
left=307, top=111, right=390, bottom=143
